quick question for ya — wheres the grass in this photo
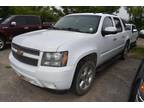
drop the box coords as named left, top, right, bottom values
left=129, top=47, right=144, bottom=59
left=5, top=65, right=11, bottom=69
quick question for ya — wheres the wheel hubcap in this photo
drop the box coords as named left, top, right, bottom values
left=0, top=39, right=4, bottom=49
left=79, top=66, right=94, bottom=90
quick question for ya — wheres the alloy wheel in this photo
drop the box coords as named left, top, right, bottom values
left=78, top=66, right=94, bottom=90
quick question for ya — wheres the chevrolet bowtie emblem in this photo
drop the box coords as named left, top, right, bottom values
left=17, top=49, right=23, bottom=56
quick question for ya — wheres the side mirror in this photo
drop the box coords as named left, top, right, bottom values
left=10, top=21, right=16, bottom=26
left=102, top=27, right=117, bottom=36
left=133, top=29, right=137, bottom=32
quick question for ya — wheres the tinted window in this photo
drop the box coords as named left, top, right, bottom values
left=114, top=18, right=122, bottom=32
left=132, top=25, right=136, bottom=30
left=126, top=24, right=131, bottom=30
left=1, top=16, right=14, bottom=24
left=102, top=17, right=113, bottom=31
left=26, top=16, right=41, bottom=25
left=54, top=15, right=101, bottom=34
left=12, top=16, right=27, bottom=25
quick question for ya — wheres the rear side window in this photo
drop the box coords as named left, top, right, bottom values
left=102, top=17, right=113, bottom=31
left=113, top=17, right=122, bottom=32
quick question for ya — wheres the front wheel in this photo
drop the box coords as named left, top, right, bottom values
left=72, top=60, right=96, bottom=95
left=0, top=37, right=5, bottom=50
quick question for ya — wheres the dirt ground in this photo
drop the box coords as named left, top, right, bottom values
left=0, top=39, right=144, bottom=102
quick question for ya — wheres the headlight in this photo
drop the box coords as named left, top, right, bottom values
left=139, top=80, right=144, bottom=94
left=41, top=51, right=68, bottom=67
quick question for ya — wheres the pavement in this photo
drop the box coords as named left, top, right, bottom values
left=0, top=39, right=143, bottom=102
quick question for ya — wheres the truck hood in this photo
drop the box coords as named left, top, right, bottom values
left=12, top=29, right=89, bottom=51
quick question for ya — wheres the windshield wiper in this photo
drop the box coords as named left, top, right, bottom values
left=60, top=27, right=81, bottom=32
left=49, top=26, right=62, bottom=30
left=49, top=27, right=92, bottom=34
left=50, top=27, right=81, bottom=32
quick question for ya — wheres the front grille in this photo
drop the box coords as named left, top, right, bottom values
left=12, top=50, right=38, bottom=66
left=12, top=43, right=39, bottom=66
left=12, top=43, right=40, bottom=56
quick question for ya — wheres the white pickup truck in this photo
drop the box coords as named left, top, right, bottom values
left=9, top=13, right=130, bottom=95
left=126, top=24, right=138, bottom=46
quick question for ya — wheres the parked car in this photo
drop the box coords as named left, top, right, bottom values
left=126, top=24, right=138, bottom=46
left=9, top=13, right=130, bottom=95
left=129, top=59, right=144, bottom=102
left=139, top=30, right=144, bottom=38
left=0, top=15, right=51, bottom=50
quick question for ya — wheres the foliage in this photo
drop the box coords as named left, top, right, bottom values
left=61, top=6, right=119, bottom=15
left=0, top=6, right=60, bottom=22
left=126, top=6, right=144, bottom=30
left=129, top=47, right=144, bottom=59
left=0, top=6, right=120, bottom=22
left=0, top=6, right=143, bottom=30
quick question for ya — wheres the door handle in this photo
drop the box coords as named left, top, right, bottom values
left=113, top=38, right=117, bottom=41
left=38, top=26, right=42, bottom=29
left=24, top=27, right=29, bottom=30
left=122, top=36, right=125, bottom=38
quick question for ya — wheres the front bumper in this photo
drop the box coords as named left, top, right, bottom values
left=9, top=52, right=75, bottom=90
left=136, top=91, right=144, bottom=102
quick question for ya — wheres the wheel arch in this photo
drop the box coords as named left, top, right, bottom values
left=70, top=52, right=98, bottom=90
left=76, top=53, right=97, bottom=67
left=0, top=32, right=6, bottom=41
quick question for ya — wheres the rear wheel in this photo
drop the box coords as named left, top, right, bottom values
left=0, top=37, right=5, bottom=50
left=121, top=41, right=130, bottom=60
left=72, top=59, right=96, bottom=95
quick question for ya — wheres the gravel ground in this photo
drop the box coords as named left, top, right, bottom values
left=0, top=39, right=143, bottom=102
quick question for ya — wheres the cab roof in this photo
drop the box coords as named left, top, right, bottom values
left=66, top=13, right=118, bottom=17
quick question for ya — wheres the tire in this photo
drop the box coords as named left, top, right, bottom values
left=120, top=41, right=129, bottom=60
left=0, top=37, right=5, bottom=50
left=72, top=59, right=96, bottom=96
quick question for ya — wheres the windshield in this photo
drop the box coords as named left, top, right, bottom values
left=1, top=16, right=14, bottom=24
left=54, top=15, right=101, bottom=34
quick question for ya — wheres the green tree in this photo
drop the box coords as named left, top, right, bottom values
left=0, top=6, right=120, bottom=22
left=126, top=6, right=144, bottom=30
left=0, top=6, right=12, bottom=18
left=61, top=6, right=120, bottom=15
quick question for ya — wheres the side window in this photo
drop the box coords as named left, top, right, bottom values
left=126, top=25, right=131, bottom=31
left=132, top=25, right=136, bottom=30
left=26, top=16, right=41, bottom=25
left=12, top=16, right=27, bottom=25
left=132, top=25, right=137, bottom=32
left=102, top=17, right=113, bottom=31
left=113, top=18, right=122, bottom=32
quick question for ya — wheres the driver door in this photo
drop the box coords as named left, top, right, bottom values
left=99, top=16, right=117, bottom=64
